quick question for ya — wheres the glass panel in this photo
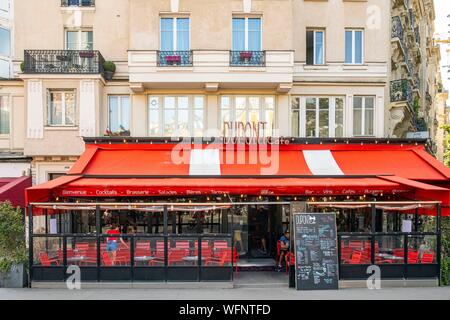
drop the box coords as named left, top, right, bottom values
left=305, top=98, right=316, bottom=137
left=109, top=96, right=119, bottom=132
left=120, top=96, right=130, bottom=131
left=248, top=18, right=261, bottom=51
left=80, top=31, right=93, bottom=50
left=345, top=30, right=353, bottom=64
left=164, top=109, right=176, bottom=136
left=177, top=18, right=190, bottom=51
left=291, top=97, right=300, bottom=137
left=148, top=97, right=160, bottom=136
left=355, top=30, right=363, bottom=64
left=230, top=206, right=248, bottom=257
left=160, top=18, right=174, bottom=51
left=353, top=97, right=363, bottom=136
left=49, top=92, right=63, bottom=125
left=318, top=98, right=329, bottom=137
left=306, top=30, right=314, bottom=65
left=64, top=92, right=75, bottom=125
left=314, top=31, right=324, bottom=65
left=193, top=109, right=204, bottom=137
left=232, top=18, right=245, bottom=51
left=375, top=235, right=405, bottom=264
left=66, top=237, right=97, bottom=267
left=0, top=96, right=9, bottom=134
left=167, top=237, right=198, bottom=266
left=408, top=235, right=437, bottom=264
left=33, top=236, right=63, bottom=266
left=340, top=235, right=371, bottom=265
left=66, top=31, right=78, bottom=50
left=134, top=237, right=165, bottom=267
left=335, top=98, right=344, bottom=137
left=364, top=108, right=374, bottom=136
left=0, top=27, right=10, bottom=56
left=235, top=97, right=247, bottom=123
left=100, top=235, right=130, bottom=266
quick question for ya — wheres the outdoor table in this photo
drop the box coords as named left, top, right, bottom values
left=134, top=256, right=156, bottom=266
left=67, top=256, right=90, bottom=264
left=182, top=256, right=205, bottom=265
left=376, top=253, right=404, bottom=262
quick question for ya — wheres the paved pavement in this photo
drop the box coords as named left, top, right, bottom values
left=0, top=286, right=449, bottom=300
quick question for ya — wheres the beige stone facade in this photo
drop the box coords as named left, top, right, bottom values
left=0, top=0, right=444, bottom=186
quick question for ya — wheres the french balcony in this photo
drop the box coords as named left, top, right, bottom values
left=157, top=51, right=193, bottom=67
left=390, top=79, right=413, bottom=107
left=23, top=50, right=105, bottom=75
left=391, top=16, right=404, bottom=42
left=229, top=51, right=266, bottom=67
left=61, top=0, right=95, bottom=7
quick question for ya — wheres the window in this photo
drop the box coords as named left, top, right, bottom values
left=345, top=29, right=363, bottom=64
left=0, top=27, right=10, bottom=56
left=0, top=96, right=9, bottom=134
left=48, top=91, right=76, bottom=126
left=148, top=96, right=204, bottom=137
left=48, top=173, right=65, bottom=181
left=232, top=17, right=262, bottom=51
left=160, top=18, right=190, bottom=51
left=291, top=97, right=344, bottom=138
left=0, top=0, right=9, bottom=13
left=66, top=30, right=93, bottom=50
left=353, top=96, right=375, bottom=136
left=108, top=96, right=130, bottom=133
left=306, top=30, right=325, bottom=65
left=220, top=96, right=275, bottom=137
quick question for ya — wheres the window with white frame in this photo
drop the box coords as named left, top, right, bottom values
left=345, top=29, right=363, bottom=64
left=353, top=96, right=375, bottom=136
left=220, top=96, right=275, bottom=137
left=291, top=97, right=345, bottom=138
left=160, top=17, right=190, bottom=51
left=0, top=96, right=9, bottom=134
left=148, top=96, right=204, bottom=137
left=232, top=17, right=262, bottom=51
left=47, top=91, right=76, bottom=126
left=108, top=96, right=130, bottom=133
left=66, top=29, right=93, bottom=50
left=306, top=29, right=325, bottom=65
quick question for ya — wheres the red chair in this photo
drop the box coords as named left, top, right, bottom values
left=393, top=249, right=404, bottom=257
left=275, top=241, right=281, bottom=263
left=39, top=252, right=60, bottom=266
left=343, top=251, right=362, bottom=264
left=407, top=251, right=419, bottom=264
left=115, top=249, right=130, bottom=265
left=75, top=243, right=89, bottom=252
left=206, top=250, right=229, bottom=266
left=421, top=252, right=434, bottom=264
left=101, top=252, right=114, bottom=266
left=168, top=248, right=188, bottom=265
left=175, top=241, right=190, bottom=250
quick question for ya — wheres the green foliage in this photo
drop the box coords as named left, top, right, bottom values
left=413, top=96, right=420, bottom=114
left=20, top=61, right=25, bottom=72
left=0, top=202, right=27, bottom=274
left=103, top=61, right=116, bottom=73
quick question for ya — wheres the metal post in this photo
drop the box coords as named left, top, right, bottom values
left=163, top=205, right=168, bottom=282
left=130, top=235, right=135, bottom=282
left=198, top=235, right=202, bottom=282
left=63, top=235, right=67, bottom=281
left=404, top=233, right=408, bottom=278
left=371, top=204, right=376, bottom=264
left=436, top=203, right=442, bottom=286
left=414, top=208, right=419, bottom=232
left=27, top=205, right=33, bottom=288
left=95, top=205, right=101, bottom=282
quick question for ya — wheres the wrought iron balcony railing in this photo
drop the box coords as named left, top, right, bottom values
left=414, top=27, right=420, bottom=44
left=61, top=0, right=95, bottom=7
left=230, top=51, right=266, bottom=67
left=391, top=16, right=404, bottom=41
left=157, top=51, right=193, bottom=67
left=23, top=50, right=105, bottom=75
left=390, top=79, right=413, bottom=106
left=413, top=116, right=428, bottom=132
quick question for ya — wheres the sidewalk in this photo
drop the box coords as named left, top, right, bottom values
left=0, top=286, right=449, bottom=300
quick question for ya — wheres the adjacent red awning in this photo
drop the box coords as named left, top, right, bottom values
left=0, top=176, right=32, bottom=208
left=26, top=142, right=450, bottom=216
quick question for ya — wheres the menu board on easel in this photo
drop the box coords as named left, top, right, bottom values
left=292, top=208, right=339, bottom=290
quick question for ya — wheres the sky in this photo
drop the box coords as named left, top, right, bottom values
left=434, top=0, right=450, bottom=105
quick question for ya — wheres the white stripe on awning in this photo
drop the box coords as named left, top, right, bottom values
left=303, top=150, right=344, bottom=175
left=189, top=149, right=221, bottom=175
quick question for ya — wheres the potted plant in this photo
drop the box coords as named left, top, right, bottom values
left=20, top=61, right=25, bottom=72
left=103, top=61, right=116, bottom=80
left=0, top=202, right=27, bottom=288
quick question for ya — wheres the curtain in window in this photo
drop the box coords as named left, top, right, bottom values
left=120, top=97, right=130, bottom=131
left=232, top=18, right=245, bottom=51
left=177, top=18, right=190, bottom=51
left=315, top=31, right=324, bottom=65
left=318, top=98, right=329, bottom=137
left=80, top=31, right=93, bottom=50
left=0, top=96, right=9, bottom=134
left=66, top=31, right=78, bottom=50
left=306, top=31, right=314, bottom=65
left=109, top=96, right=119, bottom=132
left=305, top=98, right=316, bottom=137
left=148, top=97, right=160, bottom=136
left=353, top=97, right=363, bottom=136
left=291, top=98, right=300, bottom=137
left=248, top=18, right=261, bottom=51
left=335, top=98, right=344, bottom=137
left=49, top=92, right=63, bottom=125
left=161, top=18, right=174, bottom=51
left=345, top=31, right=352, bottom=64
left=64, top=92, right=75, bottom=125
left=364, top=97, right=374, bottom=135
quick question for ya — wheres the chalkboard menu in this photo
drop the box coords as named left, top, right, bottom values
left=292, top=208, right=339, bottom=290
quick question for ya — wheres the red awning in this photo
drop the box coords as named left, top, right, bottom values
left=26, top=142, right=450, bottom=216
left=0, top=176, right=32, bottom=208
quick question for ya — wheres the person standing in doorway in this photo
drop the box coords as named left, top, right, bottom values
left=277, top=230, right=290, bottom=272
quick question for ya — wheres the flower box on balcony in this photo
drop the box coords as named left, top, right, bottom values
left=79, top=51, right=95, bottom=59
left=239, top=51, right=253, bottom=60
left=165, top=55, right=181, bottom=64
